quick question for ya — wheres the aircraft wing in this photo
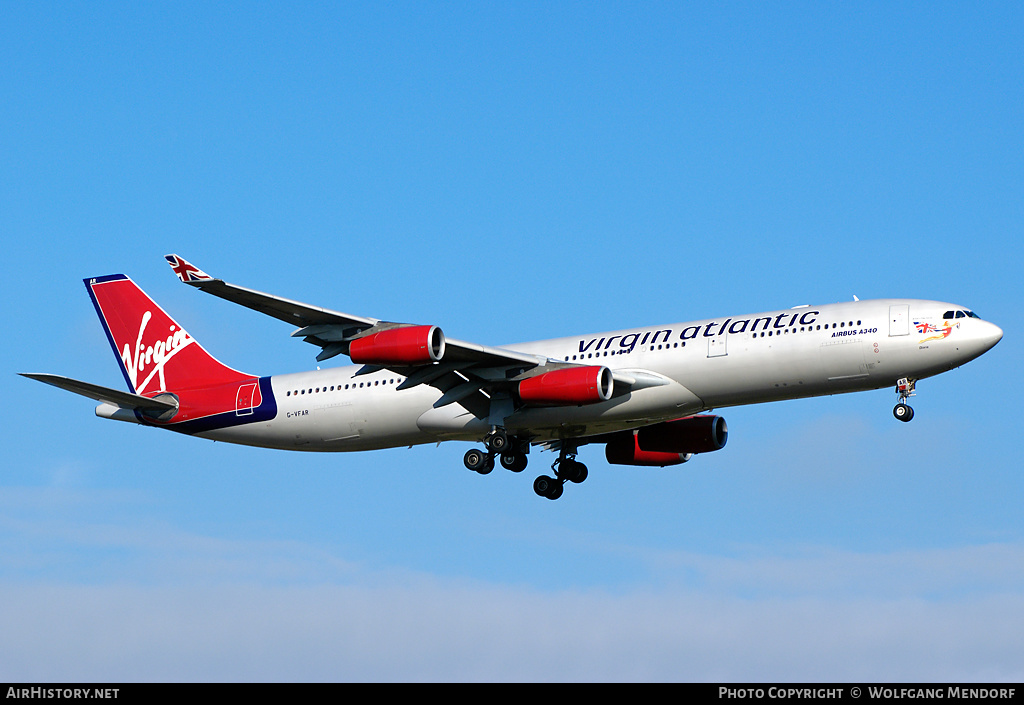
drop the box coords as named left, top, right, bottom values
left=164, top=255, right=661, bottom=420
left=20, top=373, right=179, bottom=414
left=164, top=254, right=543, bottom=368
left=164, top=254, right=379, bottom=331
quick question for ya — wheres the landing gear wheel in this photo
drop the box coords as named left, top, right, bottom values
left=893, top=403, right=914, bottom=422
left=500, top=452, right=528, bottom=473
left=894, top=378, right=916, bottom=423
left=464, top=448, right=490, bottom=472
left=486, top=429, right=509, bottom=453
left=558, top=459, right=588, bottom=484
left=546, top=480, right=563, bottom=500
left=533, top=475, right=563, bottom=500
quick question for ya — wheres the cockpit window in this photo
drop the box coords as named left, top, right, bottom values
left=943, top=309, right=981, bottom=320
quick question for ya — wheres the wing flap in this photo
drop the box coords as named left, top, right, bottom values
left=442, top=338, right=545, bottom=367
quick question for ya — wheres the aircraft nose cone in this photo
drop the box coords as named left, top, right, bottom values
left=951, top=320, right=1001, bottom=367
left=967, top=320, right=1003, bottom=357
left=984, top=322, right=1004, bottom=350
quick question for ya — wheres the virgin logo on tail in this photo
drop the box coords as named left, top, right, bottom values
left=121, top=310, right=195, bottom=394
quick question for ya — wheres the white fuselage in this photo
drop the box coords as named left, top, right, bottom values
left=200, top=299, right=1003, bottom=452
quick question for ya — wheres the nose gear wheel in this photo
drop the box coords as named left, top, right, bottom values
left=893, top=377, right=916, bottom=422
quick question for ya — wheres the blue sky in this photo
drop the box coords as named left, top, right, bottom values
left=2, top=2, right=1022, bottom=681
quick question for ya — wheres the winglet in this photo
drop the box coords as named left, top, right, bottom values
left=164, top=254, right=214, bottom=283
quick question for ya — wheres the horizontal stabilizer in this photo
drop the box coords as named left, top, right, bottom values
left=20, top=373, right=179, bottom=413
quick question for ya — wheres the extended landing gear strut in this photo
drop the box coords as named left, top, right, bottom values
left=533, top=445, right=588, bottom=501
left=464, top=428, right=529, bottom=475
left=893, top=377, right=916, bottom=422
left=464, top=428, right=586, bottom=500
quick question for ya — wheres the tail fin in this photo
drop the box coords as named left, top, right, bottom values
left=86, top=274, right=252, bottom=395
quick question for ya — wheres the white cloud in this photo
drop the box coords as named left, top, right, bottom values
left=3, top=484, right=1023, bottom=681
left=0, top=581, right=1022, bottom=682
left=2, top=503, right=1023, bottom=682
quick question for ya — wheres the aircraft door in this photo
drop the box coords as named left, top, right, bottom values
left=235, top=381, right=261, bottom=416
left=820, top=338, right=868, bottom=383
left=707, top=332, right=728, bottom=358
left=316, top=401, right=362, bottom=443
left=889, top=305, right=910, bottom=336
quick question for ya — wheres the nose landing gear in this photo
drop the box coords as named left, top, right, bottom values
left=893, top=377, right=916, bottom=422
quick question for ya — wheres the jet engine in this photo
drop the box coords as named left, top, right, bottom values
left=636, top=415, right=728, bottom=454
left=518, top=366, right=614, bottom=406
left=604, top=415, right=728, bottom=466
left=349, top=325, right=445, bottom=365
left=605, top=431, right=692, bottom=467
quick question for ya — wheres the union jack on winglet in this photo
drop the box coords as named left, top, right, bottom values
left=165, top=254, right=213, bottom=283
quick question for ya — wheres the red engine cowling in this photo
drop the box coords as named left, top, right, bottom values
left=349, top=325, right=445, bottom=365
left=605, top=431, right=691, bottom=467
left=636, top=415, right=728, bottom=454
left=518, top=366, right=614, bottom=406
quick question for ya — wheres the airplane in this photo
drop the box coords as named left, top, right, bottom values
left=22, top=255, right=1003, bottom=500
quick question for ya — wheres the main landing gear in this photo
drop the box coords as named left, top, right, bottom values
left=463, top=428, right=588, bottom=500
left=893, top=377, right=916, bottom=422
left=533, top=446, right=588, bottom=501
left=464, top=429, right=529, bottom=476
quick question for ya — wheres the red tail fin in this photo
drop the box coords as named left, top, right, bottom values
left=86, top=274, right=252, bottom=395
